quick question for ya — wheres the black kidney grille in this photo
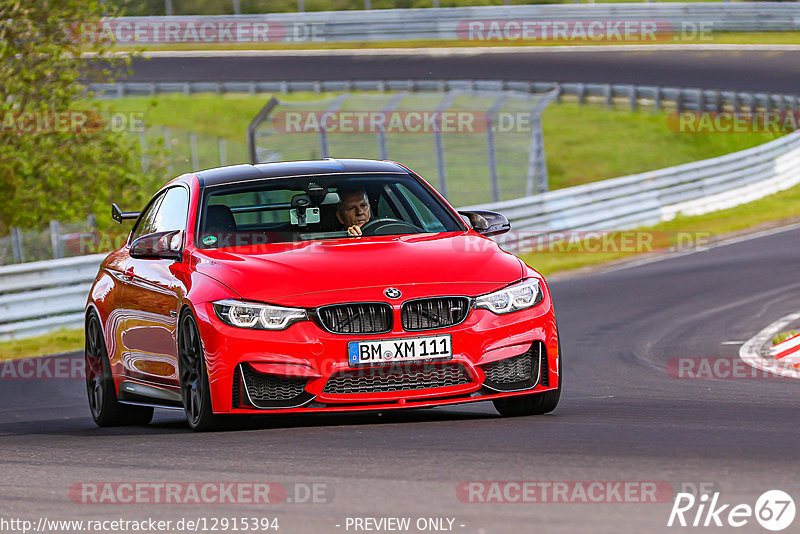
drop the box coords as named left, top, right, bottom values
left=401, top=297, right=470, bottom=331
left=241, top=364, right=308, bottom=402
left=318, top=303, right=392, bottom=334
left=323, top=362, right=471, bottom=394
left=480, top=342, right=543, bottom=391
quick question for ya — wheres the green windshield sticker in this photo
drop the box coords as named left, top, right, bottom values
left=202, top=235, right=217, bottom=246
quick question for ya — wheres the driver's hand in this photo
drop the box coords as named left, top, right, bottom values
left=347, top=224, right=363, bottom=237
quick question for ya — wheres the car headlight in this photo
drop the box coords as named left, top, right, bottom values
left=213, top=300, right=308, bottom=330
left=474, top=279, right=543, bottom=314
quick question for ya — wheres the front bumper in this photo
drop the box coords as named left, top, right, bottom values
left=194, top=297, right=559, bottom=414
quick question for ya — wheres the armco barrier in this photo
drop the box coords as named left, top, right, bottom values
left=0, top=254, right=105, bottom=342
left=459, top=129, right=800, bottom=249
left=89, top=80, right=800, bottom=114
left=92, top=4, right=800, bottom=43
left=4, top=115, right=800, bottom=341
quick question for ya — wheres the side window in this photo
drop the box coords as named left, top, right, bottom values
left=130, top=192, right=165, bottom=242
left=152, top=187, right=189, bottom=233
left=395, top=184, right=447, bottom=232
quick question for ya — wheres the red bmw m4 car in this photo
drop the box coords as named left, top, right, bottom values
left=85, top=159, right=561, bottom=431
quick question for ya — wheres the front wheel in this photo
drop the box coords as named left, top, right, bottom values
left=85, top=312, right=153, bottom=427
left=178, top=312, right=223, bottom=431
left=493, top=340, right=561, bottom=417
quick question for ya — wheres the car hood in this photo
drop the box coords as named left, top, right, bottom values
left=191, top=232, right=524, bottom=307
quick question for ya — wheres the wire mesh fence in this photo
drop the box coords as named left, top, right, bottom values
left=249, top=89, right=558, bottom=208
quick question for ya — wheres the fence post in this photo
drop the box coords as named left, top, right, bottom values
left=376, top=92, right=406, bottom=160
left=218, top=137, right=227, bottom=166
left=163, top=126, right=174, bottom=177
left=190, top=131, right=199, bottom=170
left=526, top=88, right=558, bottom=195
left=486, top=94, right=510, bottom=203
left=139, top=131, right=148, bottom=172
left=49, top=220, right=63, bottom=259
left=10, top=227, right=23, bottom=264
left=433, top=92, right=458, bottom=198
left=317, top=94, right=349, bottom=158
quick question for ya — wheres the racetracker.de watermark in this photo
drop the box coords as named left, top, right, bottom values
left=270, top=110, right=548, bottom=134
left=0, top=111, right=145, bottom=135
left=669, top=111, right=800, bottom=134
left=457, top=481, right=674, bottom=503
left=0, top=355, right=85, bottom=380
left=72, top=19, right=324, bottom=44
left=480, top=230, right=715, bottom=255
left=455, top=20, right=714, bottom=42
left=69, top=482, right=332, bottom=505
left=666, top=357, right=789, bottom=380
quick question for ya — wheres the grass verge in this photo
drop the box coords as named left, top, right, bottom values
left=0, top=329, right=84, bottom=361
left=773, top=331, right=799, bottom=346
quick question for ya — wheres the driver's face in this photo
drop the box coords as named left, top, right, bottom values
left=337, top=191, right=371, bottom=228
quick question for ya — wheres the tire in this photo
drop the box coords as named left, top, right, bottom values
left=493, top=339, right=562, bottom=417
left=178, top=311, right=223, bottom=432
left=85, top=312, right=154, bottom=427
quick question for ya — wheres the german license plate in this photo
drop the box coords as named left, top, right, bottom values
left=348, top=335, right=452, bottom=366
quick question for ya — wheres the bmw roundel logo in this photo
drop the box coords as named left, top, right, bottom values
left=384, top=287, right=402, bottom=299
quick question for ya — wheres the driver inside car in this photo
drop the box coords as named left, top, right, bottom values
left=336, top=187, right=372, bottom=236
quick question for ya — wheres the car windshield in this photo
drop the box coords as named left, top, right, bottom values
left=197, top=173, right=463, bottom=248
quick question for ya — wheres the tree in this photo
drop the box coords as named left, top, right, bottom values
left=0, top=0, right=160, bottom=235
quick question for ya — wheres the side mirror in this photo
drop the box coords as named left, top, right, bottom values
left=458, top=210, right=511, bottom=237
left=112, top=203, right=140, bottom=224
left=130, top=230, right=183, bottom=261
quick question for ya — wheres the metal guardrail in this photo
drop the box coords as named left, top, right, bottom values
left=460, top=128, right=800, bottom=251
left=0, top=254, right=105, bottom=342
left=89, top=80, right=800, bottom=113
left=5, top=128, right=800, bottom=340
left=105, top=4, right=800, bottom=43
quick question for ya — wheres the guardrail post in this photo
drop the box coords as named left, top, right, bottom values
left=629, top=85, right=638, bottom=111
left=164, top=0, right=173, bottom=15
left=49, top=221, right=63, bottom=260
left=577, top=83, right=586, bottom=106
left=298, top=0, right=304, bottom=12
left=654, top=87, right=662, bottom=111
left=10, top=227, right=23, bottom=264
left=233, top=0, right=241, bottom=14
left=604, top=84, right=613, bottom=108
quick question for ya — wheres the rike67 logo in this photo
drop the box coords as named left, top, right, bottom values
left=667, top=490, right=795, bottom=531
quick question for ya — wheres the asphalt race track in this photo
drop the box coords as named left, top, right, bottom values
left=2, top=225, right=800, bottom=533
left=123, top=48, right=800, bottom=93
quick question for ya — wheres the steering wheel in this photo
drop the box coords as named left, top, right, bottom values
left=359, top=218, right=423, bottom=236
